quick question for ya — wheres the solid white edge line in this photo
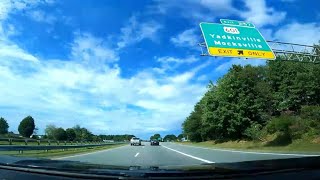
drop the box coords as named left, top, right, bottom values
left=174, top=143, right=320, bottom=157
left=162, top=145, right=214, bottom=163
left=52, top=145, right=128, bottom=160
left=135, top=152, right=140, bottom=157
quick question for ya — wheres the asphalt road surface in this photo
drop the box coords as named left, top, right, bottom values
left=55, top=142, right=318, bottom=167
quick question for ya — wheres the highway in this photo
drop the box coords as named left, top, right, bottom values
left=55, top=142, right=317, bottom=167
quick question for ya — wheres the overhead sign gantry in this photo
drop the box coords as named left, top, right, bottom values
left=199, top=20, right=276, bottom=60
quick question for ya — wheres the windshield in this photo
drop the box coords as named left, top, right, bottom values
left=0, top=0, right=319, bottom=174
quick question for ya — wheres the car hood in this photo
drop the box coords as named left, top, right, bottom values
left=1, top=155, right=320, bottom=171
left=1, top=155, right=320, bottom=179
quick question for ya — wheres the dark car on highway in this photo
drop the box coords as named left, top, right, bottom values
left=150, top=140, right=160, bottom=146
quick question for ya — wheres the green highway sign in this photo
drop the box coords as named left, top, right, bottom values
left=220, top=19, right=255, bottom=28
left=199, top=22, right=275, bottom=60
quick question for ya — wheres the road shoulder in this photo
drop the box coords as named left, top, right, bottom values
left=173, top=142, right=320, bottom=156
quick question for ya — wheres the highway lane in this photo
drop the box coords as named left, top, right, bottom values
left=55, top=142, right=318, bottom=167
left=55, top=142, right=201, bottom=167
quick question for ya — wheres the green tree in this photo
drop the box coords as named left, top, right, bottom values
left=243, top=123, right=265, bottom=141
left=150, top=133, right=161, bottom=140
left=267, top=61, right=319, bottom=112
left=45, top=124, right=57, bottom=139
left=198, top=83, right=222, bottom=140
left=0, top=117, right=9, bottom=134
left=80, top=128, right=93, bottom=141
left=100, top=134, right=136, bottom=142
left=182, top=101, right=204, bottom=142
left=53, top=128, right=67, bottom=141
left=214, top=65, right=272, bottom=139
left=163, top=134, right=177, bottom=141
left=92, top=135, right=101, bottom=141
left=66, top=128, right=76, bottom=141
left=177, top=134, right=184, bottom=140
left=18, top=116, right=35, bottom=138
left=72, top=125, right=93, bottom=141
left=73, top=125, right=82, bottom=140
left=182, top=46, right=320, bottom=142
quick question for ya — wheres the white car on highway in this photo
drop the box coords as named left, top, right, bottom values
left=130, top=137, right=141, bottom=146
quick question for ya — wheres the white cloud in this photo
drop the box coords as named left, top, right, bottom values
left=0, top=23, right=19, bottom=39
left=200, top=0, right=237, bottom=13
left=0, top=43, right=39, bottom=62
left=5, top=23, right=17, bottom=36
left=157, top=56, right=198, bottom=64
left=117, top=15, right=162, bottom=49
left=71, top=33, right=119, bottom=64
left=0, top=2, right=40, bottom=66
left=45, top=0, right=56, bottom=4
left=170, top=28, right=199, bottom=48
left=152, top=0, right=285, bottom=27
left=0, top=0, right=43, bottom=20
left=145, top=127, right=167, bottom=132
left=197, top=75, right=207, bottom=81
left=151, top=0, right=238, bottom=22
left=154, top=55, right=199, bottom=73
left=240, top=0, right=286, bottom=27
left=169, top=71, right=195, bottom=84
left=0, top=38, right=207, bottom=137
left=28, top=10, right=57, bottom=24
left=0, top=24, right=38, bottom=62
left=0, top=0, right=22, bottom=20
left=259, top=28, right=274, bottom=41
left=0, top=1, right=52, bottom=38
left=274, top=23, right=320, bottom=45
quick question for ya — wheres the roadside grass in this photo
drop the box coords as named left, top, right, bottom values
left=176, top=138, right=320, bottom=154
left=0, top=144, right=127, bottom=158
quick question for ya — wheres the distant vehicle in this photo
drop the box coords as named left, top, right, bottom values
left=130, top=137, right=141, bottom=146
left=150, top=139, right=159, bottom=146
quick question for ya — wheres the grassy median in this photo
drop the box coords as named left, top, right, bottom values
left=176, top=138, right=320, bottom=154
left=0, top=144, right=127, bottom=158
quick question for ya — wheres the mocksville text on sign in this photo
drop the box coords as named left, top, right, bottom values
left=199, top=21, right=275, bottom=60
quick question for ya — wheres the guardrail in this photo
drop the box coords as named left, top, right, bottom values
left=0, top=138, right=123, bottom=146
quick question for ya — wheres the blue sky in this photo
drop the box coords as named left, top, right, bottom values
left=0, top=0, right=319, bottom=139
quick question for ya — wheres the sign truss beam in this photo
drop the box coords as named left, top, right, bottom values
left=199, top=41, right=320, bottom=63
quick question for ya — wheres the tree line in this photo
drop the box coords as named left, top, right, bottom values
left=96, top=134, right=135, bottom=141
left=150, top=133, right=184, bottom=141
left=0, top=116, right=135, bottom=142
left=44, top=125, right=135, bottom=142
left=0, top=116, right=185, bottom=142
left=183, top=54, right=320, bottom=143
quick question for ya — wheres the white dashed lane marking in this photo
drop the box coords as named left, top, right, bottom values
left=162, top=145, right=214, bottom=163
